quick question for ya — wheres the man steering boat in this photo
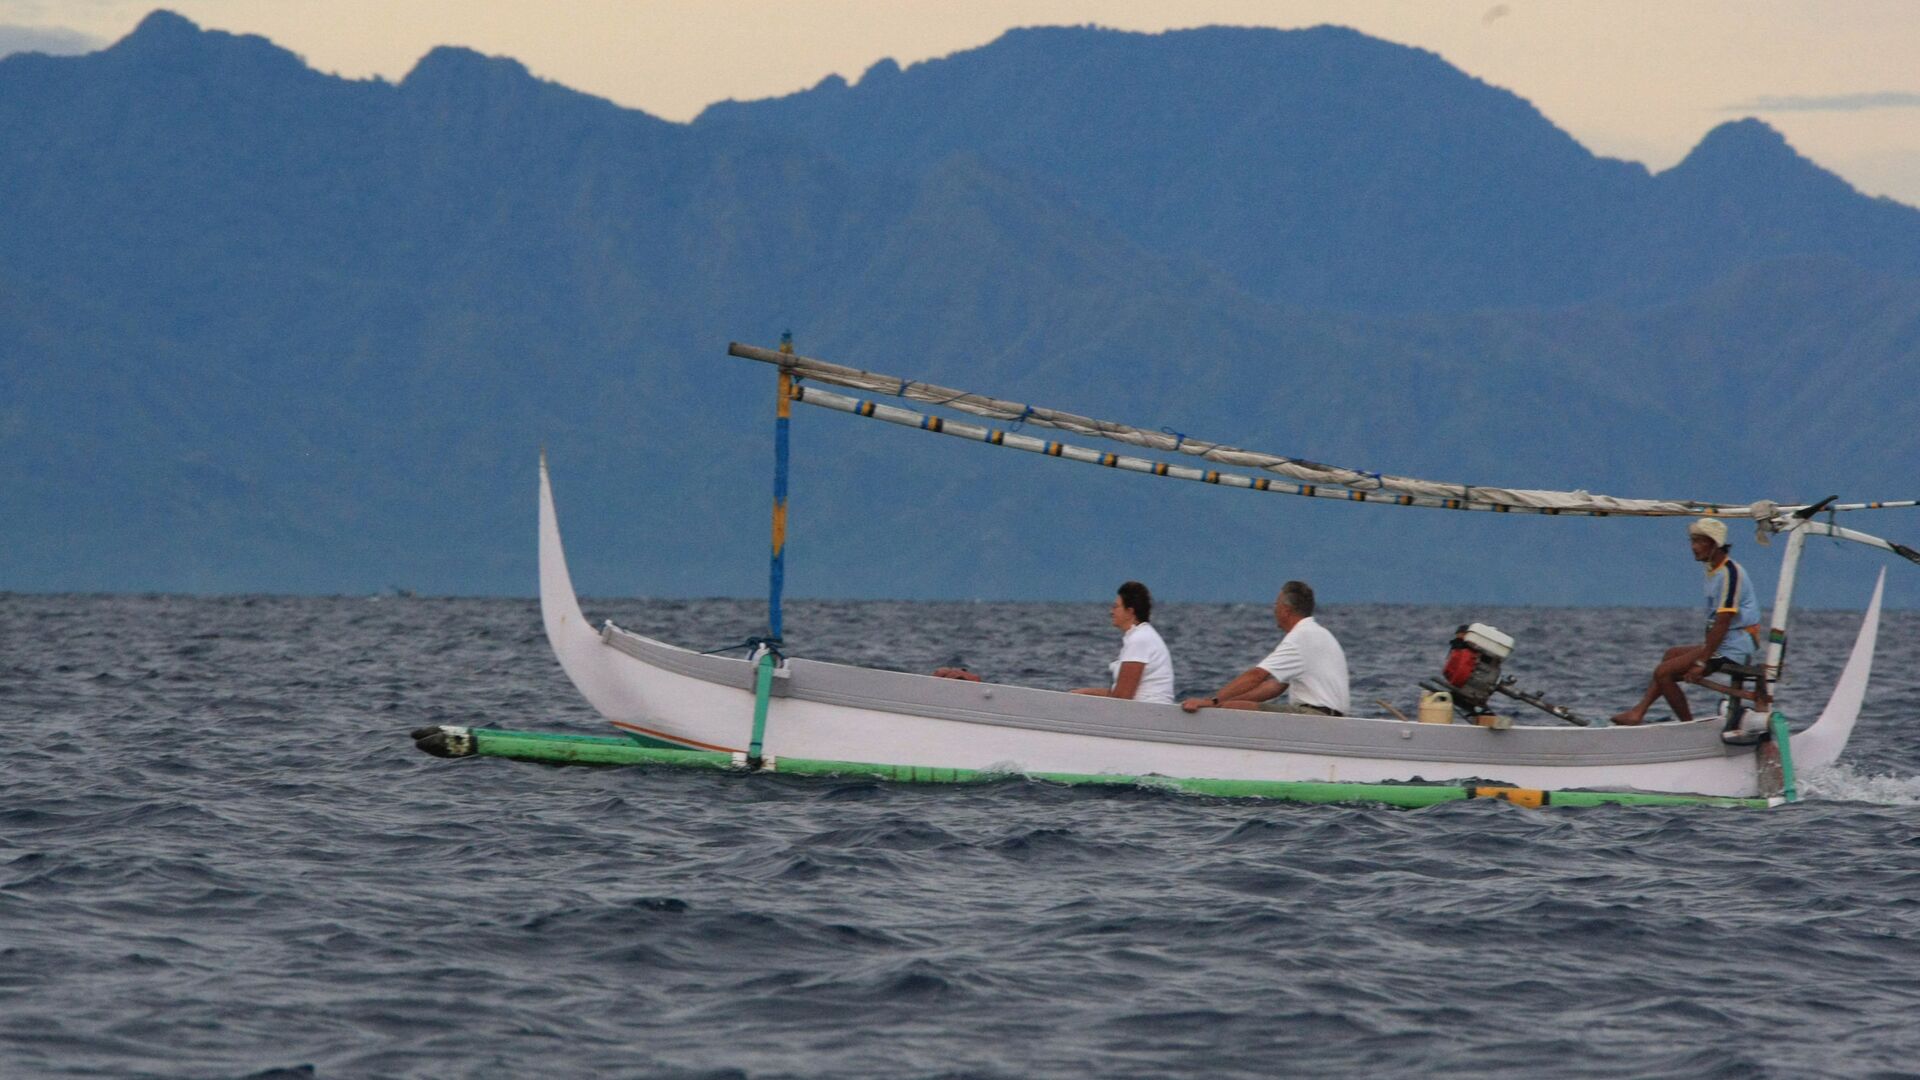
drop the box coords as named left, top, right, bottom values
left=1611, top=517, right=1763, bottom=726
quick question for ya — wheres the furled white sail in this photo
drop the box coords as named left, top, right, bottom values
left=729, top=342, right=1914, bottom=529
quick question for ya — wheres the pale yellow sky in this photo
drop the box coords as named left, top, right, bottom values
left=8, top=0, right=1920, bottom=204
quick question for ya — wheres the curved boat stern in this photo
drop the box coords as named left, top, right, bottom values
left=1791, top=569, right=1885, bottom=772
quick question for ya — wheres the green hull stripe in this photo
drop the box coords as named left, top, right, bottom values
left=444, top=727, right=1771, bottom=809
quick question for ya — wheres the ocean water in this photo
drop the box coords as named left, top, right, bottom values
left=2, top=593, right=1917, bottom=1079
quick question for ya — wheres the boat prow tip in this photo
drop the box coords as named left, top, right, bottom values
left=538, top=457, right=596, bottom=648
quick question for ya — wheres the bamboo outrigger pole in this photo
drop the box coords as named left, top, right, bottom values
left=1762, top=505, right=1825, bottom=689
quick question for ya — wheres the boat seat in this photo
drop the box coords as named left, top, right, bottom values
left=1707, top=660, right=1764, bottom=681
left=1699, top=658, right=1768, bottom=740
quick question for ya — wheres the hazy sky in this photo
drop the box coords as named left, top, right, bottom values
left=8, top=1, right=1920, bottom=205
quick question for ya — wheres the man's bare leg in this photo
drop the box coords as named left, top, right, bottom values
left=1657, top=656, right=1701, bottom=723
left=1613, top=645, right=1707, bottom=724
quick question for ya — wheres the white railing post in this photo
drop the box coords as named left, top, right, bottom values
left=1763, top=522, right=1808, bottom=687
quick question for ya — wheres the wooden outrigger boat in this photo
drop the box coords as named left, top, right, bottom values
left=415, top=340, right=1914, bottom=809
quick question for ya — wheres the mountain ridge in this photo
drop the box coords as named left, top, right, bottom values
left=1, top=11, right=1914, bottom=607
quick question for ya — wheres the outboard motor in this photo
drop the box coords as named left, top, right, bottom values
left=1417, top=622, right=1592, bottom=726
left=1439, top=623, right=1514, bottom=713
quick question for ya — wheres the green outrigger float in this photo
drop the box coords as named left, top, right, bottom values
left=410, top=724, right=1785, bottom=810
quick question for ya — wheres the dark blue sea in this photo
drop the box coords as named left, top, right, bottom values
left=3, top=593, right=1917, bottom=1079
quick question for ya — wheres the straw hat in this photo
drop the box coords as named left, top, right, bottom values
left=1687, top=517, right=1729, bottom=545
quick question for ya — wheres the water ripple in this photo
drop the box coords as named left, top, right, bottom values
left=0, top=593, right=1915, bottom=1078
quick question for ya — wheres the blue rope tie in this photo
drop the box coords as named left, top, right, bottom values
left=1160, top=426, right=1187, bottom=450
left=701, top=634, right=785, bottom=658
left=1010, top=404, right=1034, bottom=430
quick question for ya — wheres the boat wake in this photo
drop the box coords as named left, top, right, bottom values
left=1799, top=763, right=1920, bottom=805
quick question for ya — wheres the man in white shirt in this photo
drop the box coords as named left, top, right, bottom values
left=1181, top=581, right=1349, bottom=717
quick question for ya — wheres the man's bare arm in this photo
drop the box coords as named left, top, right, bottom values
left=1182, top=667, right=1278, bottom=712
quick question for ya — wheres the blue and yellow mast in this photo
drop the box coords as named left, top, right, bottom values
left=769, top=330, right=795, bottom=644
left=747, top=331, right=797, bottom=768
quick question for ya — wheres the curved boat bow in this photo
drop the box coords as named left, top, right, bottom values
left=540, top=455, right=661, bottom=728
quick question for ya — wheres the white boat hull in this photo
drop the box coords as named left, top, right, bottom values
left=540, top=461, right=1880, bottom=800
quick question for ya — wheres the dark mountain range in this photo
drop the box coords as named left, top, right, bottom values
left=2, top=10, right=1914, bottom=611
left=701, top=25, right=1920, bottom=311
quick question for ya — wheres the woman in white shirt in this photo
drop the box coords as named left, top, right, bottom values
left=1072, top=581, right=1176, bottom=704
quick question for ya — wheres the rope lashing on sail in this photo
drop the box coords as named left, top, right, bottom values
left=731, top=342, right=1832, bottom=520
left=787, top=383, right=1920, bottom=556
left=794, top=384, right=1622, bottom=516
